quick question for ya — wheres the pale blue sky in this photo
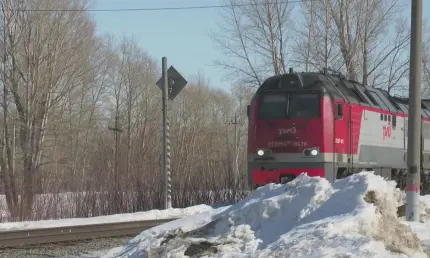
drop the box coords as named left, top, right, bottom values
left=90, top=0, right=430, bottom=92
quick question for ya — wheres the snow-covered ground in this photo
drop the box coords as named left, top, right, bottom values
left=99, top=172, right=430, bottom=258
left=0, top=190, right=244, bottom=222
left=0, top=205, right=212, bottom=231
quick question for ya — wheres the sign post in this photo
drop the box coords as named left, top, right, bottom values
left=156, top=57, right=188, bottom=209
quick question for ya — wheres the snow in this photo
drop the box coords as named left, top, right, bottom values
left=102, top=172, right=430, bottom=258
left=419, top=195, right=430, bottom=208
left=0, top=204, right=212, bottom=231
left=0, top=190, right=238, bottom=222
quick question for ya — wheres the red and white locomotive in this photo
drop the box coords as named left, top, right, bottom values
left=246, top=68, right=430, bottom=191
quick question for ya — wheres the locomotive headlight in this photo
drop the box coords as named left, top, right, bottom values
left=257, top=149, right=265, bottom=156
left=303, top=147, right=319, bottom=157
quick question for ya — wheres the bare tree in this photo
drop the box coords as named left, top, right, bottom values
left=1, top=0, right=100, bottom=219
left=211, top=0, right=294, bottom=87
left=292, top=0, right=343, bottom=72
left=372, top=16, right=410, bottom=94
left=355, top=0, right=407, bottom=86
left=0, top=0, right=252, bottom=222
left=0, top=0, right=19, bottom=218
left=291, top=0, right=409, bottom=91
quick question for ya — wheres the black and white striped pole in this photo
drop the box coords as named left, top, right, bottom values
left=162, top=57, right=172, bottom=209
left=157, top=57, right=188, bottom=210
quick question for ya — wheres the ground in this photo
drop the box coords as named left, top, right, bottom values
left=101, top=172, right=430, bottom=258
left=3, top=172, right=430, bottom=257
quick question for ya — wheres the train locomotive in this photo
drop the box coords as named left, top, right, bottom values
left=246, top=68, right=430, bottom=193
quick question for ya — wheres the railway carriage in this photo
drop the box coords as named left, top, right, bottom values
left=246, top=68, right=430, bottom=192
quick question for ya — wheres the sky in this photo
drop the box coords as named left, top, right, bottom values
left=90, top=0, right=229, bottom=91
left=90, top=0, right=430, bottom=93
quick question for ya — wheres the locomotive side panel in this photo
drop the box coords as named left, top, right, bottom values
left=405, top=119, right=430, bottom=169
left=402, top=119, right=430, bottom=169
left=418, top=119, right=430, bottom=169
left=393, top=98, right=430, bottom=170
left=332, top=100, right=350, bottom=174
left=422, top=120, right=430, bottom=152
left=330, top=83, right=408, bottom=171
left=422, top=101, right=430, bottom=160
left=349, top=104, right=364, bottom=165
left=357, top=109, right=406, bottom=169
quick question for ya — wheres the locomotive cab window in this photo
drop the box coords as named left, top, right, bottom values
left=288, top=93, right=320, bottom=119
left=258, top=92, right=320, bottom=120
left=258, top=94, right=288, bottom=119
left=336, top=103, right=343, bottom=120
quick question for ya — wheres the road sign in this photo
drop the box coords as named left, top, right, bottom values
left=157, top=57, right=189, bottom=209
left=156, top=66, right=188, bottom=100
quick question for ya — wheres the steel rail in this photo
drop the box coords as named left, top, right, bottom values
left=0, top=218, right=177, bottom=248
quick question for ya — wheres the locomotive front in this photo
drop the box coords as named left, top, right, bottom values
left=247, top=70, right=335, bottom=189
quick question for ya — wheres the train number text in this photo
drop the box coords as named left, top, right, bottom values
left=268, top=141, right=308, bottom=148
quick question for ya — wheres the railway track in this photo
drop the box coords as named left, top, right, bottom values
left=0, top=218, right=177, bottom=249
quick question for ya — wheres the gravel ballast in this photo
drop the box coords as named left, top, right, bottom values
left=0, top=236, right=131, bottom=258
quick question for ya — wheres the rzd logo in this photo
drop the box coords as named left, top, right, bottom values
left=279, top=127, right=296, bottom=136
left=383, top=125, right=391, bottom=141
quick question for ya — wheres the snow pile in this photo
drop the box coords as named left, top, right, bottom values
left=394, top=191, right=430, bottom=223
left=103, top=172, right=427, bottom=258
left=0, top=204, right=212, bottom=231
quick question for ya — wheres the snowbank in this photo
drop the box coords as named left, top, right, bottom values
left=103, top=172, right=428, bottom=258
left=0, top=204, right=212, bottom=231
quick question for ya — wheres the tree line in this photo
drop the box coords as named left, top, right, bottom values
left=212, top=0, right=430, bottom=95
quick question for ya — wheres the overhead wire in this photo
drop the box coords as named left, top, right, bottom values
left=9, top=0, right=321, bottom=12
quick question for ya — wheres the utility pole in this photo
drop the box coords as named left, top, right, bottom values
left=229, top=113, right=239, bottom=186
left=12, top=118, right=15, bottom=175
left=108, top=115, right=123, bottom=213
left=162, top=57, right=172, bottom=209
left=406, top=0, right=422, bottom=222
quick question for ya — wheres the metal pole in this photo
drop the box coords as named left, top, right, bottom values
left=114, top=115, right=119, bottom=184
left=406, top=0, right=422, bottom=222
left=234, top=114, right=237, bottom=185
left=114, top=115, right=120, bottom=213
left=229, top=113, right=239, bottom=186
left=162, top=57, right=172, bottom=209
left=12, top=118, right=15, bottom=175
left=108, top=115, right=122, bottom=213
left=233, top=113, right=238, bottom=185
